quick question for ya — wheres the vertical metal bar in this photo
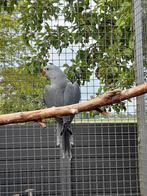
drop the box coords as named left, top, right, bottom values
left=60, top=152, right=71, bottom=196
left=133, top=0, right=147, bottom=195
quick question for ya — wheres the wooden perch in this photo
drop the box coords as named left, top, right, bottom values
left=0, top=83, right=147, bottom=126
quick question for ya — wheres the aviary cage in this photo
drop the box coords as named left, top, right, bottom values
left=0, top=0, right=146, bottom=195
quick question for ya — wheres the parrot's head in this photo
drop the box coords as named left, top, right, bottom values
left=41, top=64, right=66, bottom=81
left=42, top=65, right=56, bottom=80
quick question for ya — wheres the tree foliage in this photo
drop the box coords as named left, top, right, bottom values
left=0, top=0, right=134, bottom=114
left=19, top=0, right=134, bottom=86
left=0, top=10, right=24, bottom=67
left=0, top=0, right=18, bottom=13
left=0, top=66, right=46, bottom=114
left=0, top=1, right=46, bottom=114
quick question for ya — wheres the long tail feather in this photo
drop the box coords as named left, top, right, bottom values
left=61, top=124, right=72, bottom=160
left=56, top=122, right=72, bottom=160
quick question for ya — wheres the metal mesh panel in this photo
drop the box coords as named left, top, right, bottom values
left=134, top=0, right=147, bottom=195
left=0, top=124, right=60, bottom=195
left=0, top=123, right=139, bottom=196
left=72, top=123, right=139, bottom=196
left=0, top=1, right=141, bottom=196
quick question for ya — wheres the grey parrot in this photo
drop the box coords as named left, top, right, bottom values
left=42, top=64, right=81, bottom=159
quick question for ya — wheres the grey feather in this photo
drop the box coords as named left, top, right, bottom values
left=43, top=65, right=81, bottom=159
left=43, top=85, right=56, bottom=107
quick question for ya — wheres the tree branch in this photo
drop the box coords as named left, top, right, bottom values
left=0, top=83, right=147, bottom=126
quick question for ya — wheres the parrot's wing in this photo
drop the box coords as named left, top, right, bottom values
left=43, top=85, right=56, bottom=107
left=64, top=81, right=81, bottom=105
left=63, top=81, right=81, bottom=124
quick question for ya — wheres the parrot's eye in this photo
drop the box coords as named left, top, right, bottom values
left=46, top=68, right=49, bottom=71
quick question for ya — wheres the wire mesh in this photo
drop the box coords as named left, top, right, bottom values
left=0, top=0, right=142, bottom=196
left=0, top=123, right=139, bottom=196
left=134, top=0, right=147, bottom=195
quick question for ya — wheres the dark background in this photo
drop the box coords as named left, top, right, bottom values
left=0, top=123, right=140, bottom=196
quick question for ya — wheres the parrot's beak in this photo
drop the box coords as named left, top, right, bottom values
left=41, top=68, right=46, bottom=77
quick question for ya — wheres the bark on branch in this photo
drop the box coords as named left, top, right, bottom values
left=0, top=83, right=147, bottom=126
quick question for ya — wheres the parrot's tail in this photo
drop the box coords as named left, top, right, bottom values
left=60, top=123, right=72, bottom=160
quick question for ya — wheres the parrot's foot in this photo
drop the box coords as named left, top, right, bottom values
left=60, top=123, right=72, bottom=136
